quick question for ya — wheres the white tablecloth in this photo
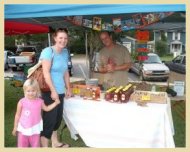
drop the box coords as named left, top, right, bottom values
left=63, top=97, right=175, bottom=148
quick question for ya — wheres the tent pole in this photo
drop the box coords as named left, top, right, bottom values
left=85, top=30, right=89, bottom=79
left=48, top=33, right=51, bottom=46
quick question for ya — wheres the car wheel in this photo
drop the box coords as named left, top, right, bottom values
left=139, top=71, right=145, bottom=81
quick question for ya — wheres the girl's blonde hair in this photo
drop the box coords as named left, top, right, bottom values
left=23, top=78, right=41, bottom=97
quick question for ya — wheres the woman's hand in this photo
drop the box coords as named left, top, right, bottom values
left=51, top=90, right=59, bottom=101
left=54, top=99, right=61, bottom=105
left=65, top=88, right=72, bottom=98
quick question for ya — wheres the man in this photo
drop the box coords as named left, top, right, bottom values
left=98, top=31, right=132, bottom=88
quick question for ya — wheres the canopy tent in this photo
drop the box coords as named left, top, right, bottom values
left=5, top=4, right=185, bottom=29
left=5, top=20, right=50, bottom=35
left=5, top=4, right=185, bottom=19
left=5, top=4, right=186, bottom=78
left=5, top=4, right=185, bottom=33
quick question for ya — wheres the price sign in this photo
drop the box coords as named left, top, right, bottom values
left=173, top=81, right=185, bottom=96
left=141, top=95, right=151, bottom=101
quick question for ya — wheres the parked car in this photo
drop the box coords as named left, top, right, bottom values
left=16, top=45, right=39, bottom=61
left=165, top=54, right=186, bottom=74
left=130, top=53, right=170, bottom=81
left=16, top=46, right=37, bottom=55
left=8, top=46, right=37, bottom=71
left=4, top=50, right=15, bottom=70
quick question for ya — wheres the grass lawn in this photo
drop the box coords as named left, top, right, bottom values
left=4, top=79, right=86, bottom=147
left=160, top=55, right=173, bottom=62
left=4, top=79, right=185, bottom=147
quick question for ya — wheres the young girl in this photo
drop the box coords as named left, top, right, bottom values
left=12, top=78, right=60, bottom=147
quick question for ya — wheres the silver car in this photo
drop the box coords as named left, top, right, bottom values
left=131, top=53, right=170, bottom=81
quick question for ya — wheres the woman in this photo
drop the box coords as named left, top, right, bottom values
left=40, top=28, right=71, bottom=147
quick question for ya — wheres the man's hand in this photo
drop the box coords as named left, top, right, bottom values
left=106, top=64, right=115, bottom=72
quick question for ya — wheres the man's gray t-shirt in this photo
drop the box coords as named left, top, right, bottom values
left=99, top=44, right=132, bottom=87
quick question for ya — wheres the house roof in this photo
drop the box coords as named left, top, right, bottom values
left=121, top=36, right=136, bottom=42
left=142, top=22, right=185, bottom=31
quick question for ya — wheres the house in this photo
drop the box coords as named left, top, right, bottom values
left=147, top=41, right=154, bottom=53
left=120, top=22, right=186, bottom=56
left=120, top=36, right=136, bottom=53
left=144, top=22, right=186, bottom=56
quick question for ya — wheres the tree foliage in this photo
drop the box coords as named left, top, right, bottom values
left=155, top=31, right=168, bottom=56
left=5, top=36, right=16, bottom=47
left=67, top=28, right=85, bottom=54
left=161, top=31, right=167, bottom=42
left=87, top=30, right=102, bottom=77
left=155, top=40, right=167, bottom=57
left=5, top=34, right=48, bottom=51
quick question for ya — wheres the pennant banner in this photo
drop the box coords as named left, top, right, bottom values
left=102, top=22, right=113, bottom=31
left=93, top=17, right=102, bottom=31
left=121, top=19, right=136, bottom=31
left=65, top=12, right=174, bottom=32
left=83, top=19, right=92, bottom=28
left=65, top=16, right=83, bottom=26
left=113, top=18, right=122, bottom=32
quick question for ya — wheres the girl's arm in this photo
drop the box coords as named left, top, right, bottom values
left=12, top=101, right=22, bottom=136
left=42, top=99, right=60, bottom=112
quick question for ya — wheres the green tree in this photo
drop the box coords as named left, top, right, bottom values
left=161, top=31, right=167, bottom=42
left=155, top=40, right=167, bottom=57
left=5, top=34, right=48, bottom=49
left=67, top=28, right=85, bottom=54
left=5, top=36, right=16, bottom=47
left=155, top=31, right=168, bottom=56
left=87, top=30, right=102, bottom=77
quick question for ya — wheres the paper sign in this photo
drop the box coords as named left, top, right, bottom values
left=173, top=81, right=185, bottom=96
left=141, top=95, right=151, bottom=101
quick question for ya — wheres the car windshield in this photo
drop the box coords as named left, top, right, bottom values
left=143, top=55, right=162, bottom=64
